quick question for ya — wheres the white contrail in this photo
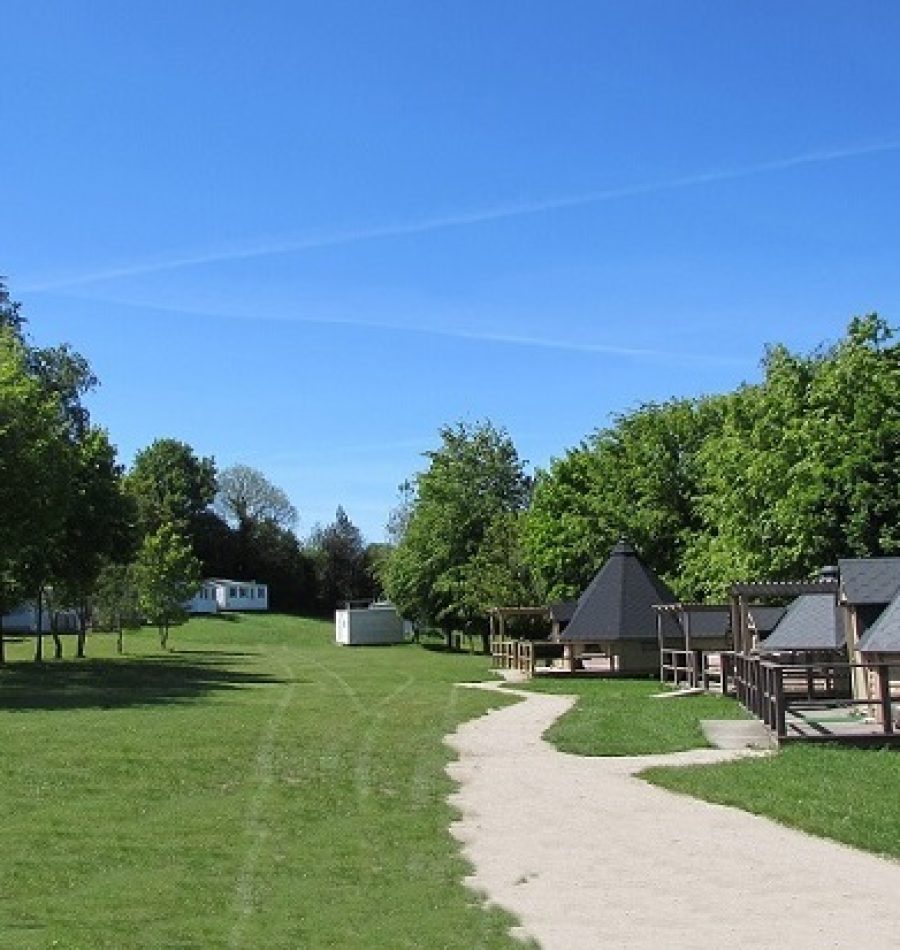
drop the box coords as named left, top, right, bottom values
left=35, top=291, right=753, bottom=366
left=21, top=138, right=900, bottom=292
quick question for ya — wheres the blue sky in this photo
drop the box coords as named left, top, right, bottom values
left=4, top=2, right=900, bottom=541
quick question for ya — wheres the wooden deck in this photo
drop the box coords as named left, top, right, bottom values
left=732, top=653, right=900, bottom=747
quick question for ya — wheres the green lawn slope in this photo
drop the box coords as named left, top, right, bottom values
left=0, top=615, right=526, bottom=948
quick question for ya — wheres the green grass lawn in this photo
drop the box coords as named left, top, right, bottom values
left=642, top=745, right=900, bottom=859
left=519, top=677, right=747, bottom=756
left=0, top=616, right=528, bottom=949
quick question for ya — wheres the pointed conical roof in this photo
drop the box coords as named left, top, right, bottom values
left=559, top=540, right=678, bottom=642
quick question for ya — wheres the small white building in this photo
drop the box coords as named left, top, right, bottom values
left=335, top=601, right=410, bottom=646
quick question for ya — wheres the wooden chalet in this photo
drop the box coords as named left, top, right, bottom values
left=555, top=540, right=680, bottom=675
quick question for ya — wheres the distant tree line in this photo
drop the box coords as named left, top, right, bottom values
left=0, top=281, right=380, bottom=662
left=383, top=315, right=900, bottom=638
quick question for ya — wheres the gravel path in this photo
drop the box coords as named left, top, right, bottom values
left=445, top=682, right=900, bottom=949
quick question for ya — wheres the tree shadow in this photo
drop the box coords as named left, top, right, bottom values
left=0, top=653, right=301, bottom=712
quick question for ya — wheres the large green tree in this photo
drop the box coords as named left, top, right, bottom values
left=384, top=421, right=531, bottom=648
left=523, top=398, right=718, bottom=600
left=127, top=438, right=217, bottom=541
left=0, top=326, right=74, bottom=661
left=683, top=315, right=900, bottom=595
left=307, top=506, right=373, bottom=613
left=215, top=464, right=297, bottom=577
left=0, top=328, right=53, bottom=661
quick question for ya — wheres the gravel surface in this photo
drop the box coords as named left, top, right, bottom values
left=446, top=682, right=900, bottom=949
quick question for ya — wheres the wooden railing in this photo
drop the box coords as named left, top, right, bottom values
left=733, top=655, right=896, bottom=740
left=490, top=636, right=564, bottom=676
left=661, top=649, right=732, bottom=694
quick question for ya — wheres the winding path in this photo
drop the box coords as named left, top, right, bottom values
left=445, top=683, right=900, bottom=949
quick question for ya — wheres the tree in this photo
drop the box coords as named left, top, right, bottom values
left=93, top=562, right=141, bottom=654
left=682, top=315, right=900, bottom=596
left=126, top=438, right=217, bottom=541
left=307, top=507, right=373, bottom=613
left=384, top=421, right=531, bottom=647
left=215, top=464, right=297, bottom=577
left=216, top=464, right=297, bottom=530
left=132, top=523, right=201, bottom=649
left=0, top=279, right=26, bottom=339
left=523, top=398, right=718, bottom=600
left=54, top=427, right=132, bottom=657
left=0, top=327, right=74, bottom=661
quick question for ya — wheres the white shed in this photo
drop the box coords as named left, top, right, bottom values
left=335, top=602, right=409, bottom=646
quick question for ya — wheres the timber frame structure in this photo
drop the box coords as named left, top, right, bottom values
left=727, top=575, right=900, bottom=745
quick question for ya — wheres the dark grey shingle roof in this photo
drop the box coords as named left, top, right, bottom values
left=761, top=594, right=845, bottom=651
left=858, top=592, right=900, bottom=654
left=549, top=600, right=577, bottom=623
left=838, top=558, right=900, bottom=606
left=679, top=607, right=730, bottom=640
left=746, top=605, right=787, bottom=636
left=559, top=540, right=678, bottom=643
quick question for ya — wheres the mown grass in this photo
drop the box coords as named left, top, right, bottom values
left=0, top=616, right=528, bottom=949
left=519, top=677, right=747, bottom=756
left=642, top=744, right=900, bottom=859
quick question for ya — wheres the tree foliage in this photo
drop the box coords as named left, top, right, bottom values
left=384, top=421, right=531, bottom=640
left=307, top=506, right=374, bottom=613
left=132, top=523, right=201, bottom=649
left=127, top=438, right=217, bottom=539
left=682, top=314, right=900, bottom=595
left=523, top=398, right=718, bottom=599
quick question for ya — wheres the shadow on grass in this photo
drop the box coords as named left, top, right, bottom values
left=0, top=653, right=296, bottom=712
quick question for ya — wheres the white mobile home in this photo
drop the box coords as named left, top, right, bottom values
left=335, top=602, right=409, bottom=646
left=1, top=601, right=78, bottom=632
left=185, top=582, right=220, bottom=615
left=210, top=579, right=269, bottom=612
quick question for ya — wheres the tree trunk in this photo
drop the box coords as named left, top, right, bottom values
left=0, top=615, right=5, bottom=666
left=34, top=586, right=44, bottom=663
left=76, top=601, right=87, bottom=659
left=117, top=616, right=123, bottom=655
left=160, top=621, right=169, bottom=650
left=51, top=613, right=63, bottom=660
left=445, top=628, right=453, bottom=650
left=480, top=631, right=490, bottom=655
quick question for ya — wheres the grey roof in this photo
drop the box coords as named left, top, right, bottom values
left=746, top=605, right=787, bottom=636
left=761, top=594, right=845, bottom=652
left=747, top=604, right=787, bottom=637
left=679, top=607, right=730, bottom=641
left=858, top=592, right=900, bottom=654
left=548, top=600, right=577, bottom=623
left=559, top=540, right=678, bottom=643
left=838, top=558, right=900, bottom=606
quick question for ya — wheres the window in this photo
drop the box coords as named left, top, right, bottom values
left=258, top=587, right=265, bottom=599
left=230, top=586, right=237, bottom=598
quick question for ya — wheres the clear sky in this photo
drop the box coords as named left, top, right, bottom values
left=4, top=2, right=899, bottom=541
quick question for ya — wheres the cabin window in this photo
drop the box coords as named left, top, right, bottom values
left=230, top=586, right=237, bottom=597
left=258, top=587, right=265, bottom=599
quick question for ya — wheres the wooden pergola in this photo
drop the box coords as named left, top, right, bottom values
left=654, top=602, right=731, bottom=690
left=729, top=578, right=839, bottom=655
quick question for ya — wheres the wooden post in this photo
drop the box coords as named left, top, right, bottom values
left=774, top=665, right=787, bottom=739
left=878, top=664, right=894, bottom=735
